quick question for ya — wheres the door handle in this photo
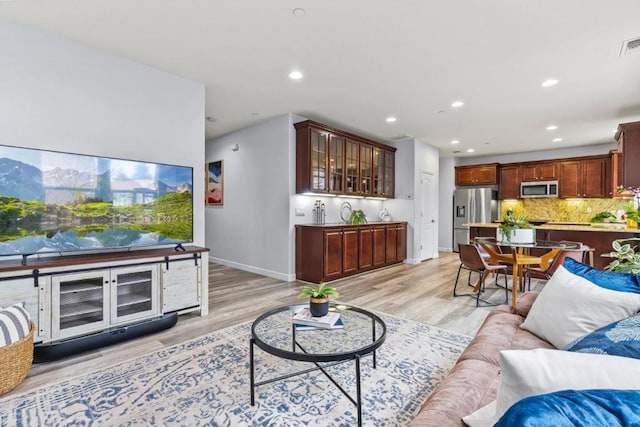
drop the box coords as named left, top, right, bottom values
left=431, top=219, right=435, bottom=223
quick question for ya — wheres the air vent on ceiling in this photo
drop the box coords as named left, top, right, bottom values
left=390, top=134, right=413, bottom=141
left=620, top=37, right=640, bottom=56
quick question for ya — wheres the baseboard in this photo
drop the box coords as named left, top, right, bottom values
left=209, top=256, right=295, bottom=282
left=439, top=247, right=453, bottom=252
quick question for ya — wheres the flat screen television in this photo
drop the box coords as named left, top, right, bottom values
left=0, top=144, right=193, bottom=257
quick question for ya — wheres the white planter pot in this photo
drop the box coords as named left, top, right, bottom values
left=496, top=228, right=536, bottom=244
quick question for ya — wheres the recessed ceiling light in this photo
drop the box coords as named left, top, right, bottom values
left=292, top=8, right=305, bottom=16
left=546, top=125, right=558, bottom=130
left=451, top=101, right=464, bottom=108
left=289, top=70, right=303, bottom=80
left=466, top=148, right=475, bottom=153
left=552, top=138, right=563, bottom=142
left=450, top=140, right=460, bottom=144
left=541, top=79, right=558, bottom=87
left=385, top=116, right=397, bottom=123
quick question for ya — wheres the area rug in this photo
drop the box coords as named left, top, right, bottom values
left=0, top=312, right=471, bottom=426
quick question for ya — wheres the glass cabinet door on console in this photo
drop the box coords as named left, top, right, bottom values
left=329, top=134, right=345, bottom=193
left=311, top=128, right=329, bottom=191
left=52, top=271, right=110, bottom=340
left=111, top=266, right=158, bottom=325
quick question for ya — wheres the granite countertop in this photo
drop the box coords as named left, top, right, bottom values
left=465, top=222, right=640, bottom=233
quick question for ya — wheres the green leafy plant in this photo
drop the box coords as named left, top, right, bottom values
left=499, top=209, right=532, bottom=243
left=298, top=282, right=339, bottom=299
left=624, top=201, right=640, bottom=223
left=604, top=238, right=640, bottom=274
left=349, top=209, right=367, bottom=225
left=590, top=211, right=617, bottom=223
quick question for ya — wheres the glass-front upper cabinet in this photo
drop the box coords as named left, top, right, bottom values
left=328, top=134, right=345, bottom=193
left=383, top=150, right=395, bottom=197
left=345, top=139, right=359, bottom=195
left=360, top=144, right=373, bottom=195
left=373, top=147, right=384, bottom=196
left=310, top=128, right=328, bottom=191
left=295, top=120, right=395, bottom=198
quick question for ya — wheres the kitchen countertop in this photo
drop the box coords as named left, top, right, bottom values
left=296, top=221, right=406, bottom=227
left=465, top=222, right=640, bottom=233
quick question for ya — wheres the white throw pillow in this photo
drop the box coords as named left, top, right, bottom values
left=0, top=302, right=31, bottom=346
left=463, top=349, right=640, bottom=427
left=520, top=265, right=640, bottom=349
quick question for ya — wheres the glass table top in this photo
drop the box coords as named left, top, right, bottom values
left=251, top=303, right=386, bottom=362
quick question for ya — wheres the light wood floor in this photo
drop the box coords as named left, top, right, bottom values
left=13, top=251, right=521, bottom=395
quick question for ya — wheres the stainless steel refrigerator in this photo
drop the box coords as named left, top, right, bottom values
left=453, top=187, right=498, bottom=252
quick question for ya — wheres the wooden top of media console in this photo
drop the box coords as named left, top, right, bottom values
left=0, top=246, right=209, bottom=274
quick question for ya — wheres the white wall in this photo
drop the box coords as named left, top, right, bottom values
left=438, top=156, right=455, bottom=252
left=0, top=18, right=206, bottom=246
left=205, top=114, right=295, bottom=280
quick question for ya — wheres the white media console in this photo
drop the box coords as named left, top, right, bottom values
left=0, top=246, right=209, bottom=357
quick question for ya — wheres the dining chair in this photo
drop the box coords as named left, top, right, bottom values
left=454, top=243, right=509, bottom=307
left=523, top=242, right=591, bottom=290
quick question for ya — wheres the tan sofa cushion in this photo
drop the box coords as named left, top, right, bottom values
left=410, top=359, right=500, bottom=427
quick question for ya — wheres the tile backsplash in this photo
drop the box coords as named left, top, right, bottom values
left=500, top=198, right=630, bottom=222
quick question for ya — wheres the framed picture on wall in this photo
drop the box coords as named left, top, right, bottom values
left=206, top=160, right=223, bottom=205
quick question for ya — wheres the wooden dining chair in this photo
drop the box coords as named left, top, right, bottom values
left=454, top=243, right=509, bottom=307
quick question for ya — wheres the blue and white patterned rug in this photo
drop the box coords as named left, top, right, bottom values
left=0, top=312, right=470, bottom=426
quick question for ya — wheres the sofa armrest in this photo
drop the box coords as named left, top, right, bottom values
left=514, top=291, right=540, bottom=318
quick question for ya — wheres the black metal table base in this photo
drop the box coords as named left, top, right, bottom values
left=250, top=338, right=376, bottom=427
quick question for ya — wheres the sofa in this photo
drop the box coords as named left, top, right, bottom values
left=409, top=292, right=550, bottom=426
left=410, top=256, right=640, bottom=426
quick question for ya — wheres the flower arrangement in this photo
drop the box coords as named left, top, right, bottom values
left=617, top=186, right=640, bottom=227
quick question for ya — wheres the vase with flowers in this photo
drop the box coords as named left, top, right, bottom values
left=618, top=186, right=640, bottom=229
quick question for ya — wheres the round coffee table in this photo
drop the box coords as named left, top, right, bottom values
left=250, top=303, right=387, bottom=427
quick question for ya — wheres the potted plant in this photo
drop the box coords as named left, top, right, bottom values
left=603, top=238, right=640, bottom=274
left=349, top=209, right=367, bottom=225
left=298, top=282, right=339, bottom=317
left=497, top=209, right=535, bottom=244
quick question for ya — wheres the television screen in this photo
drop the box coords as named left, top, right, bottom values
left=0, top=144, right=193, bottom=257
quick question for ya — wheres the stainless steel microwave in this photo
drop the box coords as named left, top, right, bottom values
left=520, top=181, right=558, bottom=198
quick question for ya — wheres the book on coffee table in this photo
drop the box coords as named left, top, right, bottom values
left=292, top=307, right=341, bottom=329
left=294, top=316, right=344, bottom=331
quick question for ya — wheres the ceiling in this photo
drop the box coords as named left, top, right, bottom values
left=1, top=0, right=640, bottom=157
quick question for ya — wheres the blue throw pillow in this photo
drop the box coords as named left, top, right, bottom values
left=494, top=389, right=640, bottom=427
left=562, top=257, right=640, bottom=294
left=566, top=314, right=640, bottom=359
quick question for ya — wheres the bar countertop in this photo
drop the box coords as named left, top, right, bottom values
left=464, top=222, right=640, bottom=234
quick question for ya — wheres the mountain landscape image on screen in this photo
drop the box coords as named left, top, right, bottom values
left=0, top=145, right=193, bottom=256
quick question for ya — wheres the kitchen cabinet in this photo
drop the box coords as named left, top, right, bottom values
left=559, top=155, right=610, bottom=198
left=455, top=164, right=498, bottom=186
left=323, top=229, right=344, bottom=280
left=615, top=121, right=640, bottom=189
left=342, top=228, right=359, bottom=274
left=295, top=120, right=396, bottom=197
left=521, top=162, right=557, bottom=182
left=358, top=227, right=373, bottom=269
left=295, top=223, right=407, bottom=283
left=385, top=225, right=397, bottom=263
left=499, top=165, right=522, bottom=199
left=372, top=225, right=387, bottom=267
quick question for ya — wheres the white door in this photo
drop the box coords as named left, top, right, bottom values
left=420, top=171, right=437, bottom=261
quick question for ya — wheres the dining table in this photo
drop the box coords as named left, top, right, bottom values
left=475, top=239, right=581, bottom=307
